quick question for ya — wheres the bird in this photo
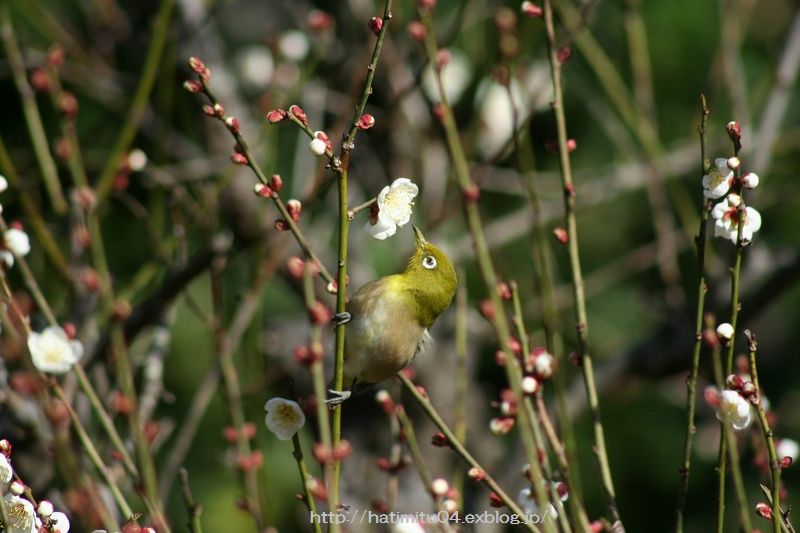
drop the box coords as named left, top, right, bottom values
left=327, top=226, right=457, bottom=404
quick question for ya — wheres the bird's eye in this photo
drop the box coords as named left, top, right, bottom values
left=422, top=255, right=437, bottom=270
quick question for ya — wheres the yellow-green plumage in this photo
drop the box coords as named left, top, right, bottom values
left=342, top=227, right=457, bottom=390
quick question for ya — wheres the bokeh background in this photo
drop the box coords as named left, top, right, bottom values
left=1, top=0, right=800, bottom=531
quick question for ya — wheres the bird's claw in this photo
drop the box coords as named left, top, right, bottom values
left=333, top=312, right=351, bottom=326
left=325, top=389, right=352, bottom=407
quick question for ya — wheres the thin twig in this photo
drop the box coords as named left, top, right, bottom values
left=542, top=0, right=620, bottom=525
left=179, top=468, right=203, bottom=533
left=675, top=95, right=711, bottom=533
left=329, top=1, right=393, bottom=523
left=746, top=331, right=782, bottom=533
left=291, top=434, right=323, bottom=533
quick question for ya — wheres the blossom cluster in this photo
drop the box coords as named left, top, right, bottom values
left=701, top=157, right=761, bottom=244
left=0, top=439, right=70, bottom=532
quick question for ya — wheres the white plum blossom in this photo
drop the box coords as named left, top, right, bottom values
left=777, top=439, right=799, bottom=463
left=0, top=452, right=12, bottom=483
left=0, top=174, right=8, bottom=193
left=702, top=157, right=734, bottom=199
left=28, top=326, right=84, bottom=374
left=50, top=511, right=70, bottom=533
left=366, top=178, right=419, bottom=240
left=716, top=390, right=752, bottom=431
left=127, top=149, right=148, bottom=172
left=4, top=228, right=30, bottom=258
left=712, top=196, right=761, bottom=244
left=3, top=493, right=38, bottom=533
left=264, top=397, right=306, bottom=440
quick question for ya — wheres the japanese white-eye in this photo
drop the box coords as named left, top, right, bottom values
left=330, top=226, right=457, bottom=401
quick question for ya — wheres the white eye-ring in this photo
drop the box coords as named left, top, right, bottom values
left=422, top=255, right=437, bottom=269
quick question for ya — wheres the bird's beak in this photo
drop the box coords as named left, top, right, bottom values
left=413, top=225, right=427, bottom=248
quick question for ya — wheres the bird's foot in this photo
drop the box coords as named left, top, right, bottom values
left=333, top=312, right=351, bottom=326
left=325, top=389, right=352, bottom=407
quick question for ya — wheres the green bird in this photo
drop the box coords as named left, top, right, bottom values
left=328, top=226, right=457, bottom=403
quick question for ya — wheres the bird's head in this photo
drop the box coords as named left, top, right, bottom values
left=399, top=226, right=458, bottom=327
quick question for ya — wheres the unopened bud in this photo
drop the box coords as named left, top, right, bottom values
left=274, top=219, right=289, bottom=231
left=431, top=432, right=448, bottom=447
left=521, top=1, right=543, bottom=17
left=755, top=502, right=773, bottom=520
left=780, top=456, right=794, bottom=469
left=29, top=68, right=50, bottom=92
left=488, top=492, right=504, bottom=507
left=462, top=183, right=480, bottom=203
left=521, top=376, right=539, bottom=395
left=266, top=109, right=287, bottom=123
left=289, top=104, right=308, bottom=125
left=225, top=116, right=241, bottom=135
left=58, top=91, right=79, bottom=118
left=287, top=256, right=305, bottom=279
left=37, top=500, right=54, bottom=518
left=431, top=478, right=449, bottom=497
left=183, top=80, right=203, bottom=93
left=333, top=440, right=352, bottom=460
left=716, top=322, right=734, bottom=340
left=408, top=21, right=427, bottom=41
left=286, top=199, right=302, bottom=222
left=309, top=10, right=333, bottom=31
left=358, top=113, right=375, bottom=130
left=9, top=480, right=24, bottom=495
left=726, top=374, right=744, bottom=390
left=253, top=183, right=273, bottom=198
left=308, top=301, right=332, bottom=325
left=741, top=172, right=759, bottom=189
left=418, top=0, right=436, bottom=10
left=489, top=416, right=515, bottom=436
left=558, top=46, right=572, bottom=63
left=468, top=467, right=487, bottom=481
left=369, top=17, right=383, bottom=35
left=726, top=121, right=743, bottom=151
left=309, top=138, right=327, bottom=157
left=553, top=227, right=569, bottom=244
left=496, top=282, right=512, bottom=300
left=46, top=45, right=64, bottom=68
left=479, top=300, right=495, bottom=321
left=727, top=157, right=740, bottom=171
left=436, top=49, right=451, bottom=70
left=231, top=153, right=249, bottom=165
left=0, top=439, right=11, bottom=455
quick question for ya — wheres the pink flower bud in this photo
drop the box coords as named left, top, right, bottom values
left=308, top=301, right=332, bottom=325
left=231, top=153, right=248, bottom=165
left=289, top=104, right=308, bottom=125
left=201, top=105, right=216, bottom=117
left=726, top=121, right=742, bottom=148
left=566, top=138, right=577, bottom=152
left=507, top=336, right=522, bottom=353
left=521, top=1, right=543, bottom=17
left=266, top=109, right=287, bottom=123
left=488, top=492, right=504, bottom=507
left=183, top=80, right=203, bottom=93
left=479, top=299, right=495, bottom=321
left=270, top=174, right=284, bottom=192
left=726, top=374, right=744, bottom=390
left=375, top=390, right=394, bottom=414
left=253, top=183, right=273, bottom=198
left=558, top=46, right=572, bottom=63
left=468, top=467, right=487, bottom=481
left=553, top=227, right=569, bottom=244
left=780, top=456, right=794, bottom=469
left=309, top=10, right=333, bottom=31
left=369, top=17, right=383, bottom=35
left=333, top=440, right=353, bottom=460
left=0, top=439, right=12, bottom=456
left=313, top=443, right=331, bottom=464
left=431, top=432, right=448, bottom=447
left=225, top=116, right=241, bottom=135
left=58, top=91, right=79, bottom=118
left=188, top=56, right=207, bottom=75
left=358, top=114, right=375, bottom=130
left=494, top=350, right=507, bottom=366
left=286, top=199, right=302, bottom=222
left=408, top=21, right=427, bottom=42
left=9, top=480, right=25, bottom=495
left=704, top=386, right=721, bottom=408
left=756, top=502, right=773, bottom=520
left=496, top=281, right=512, bottom=300
left=30, top=68, right=50, bottom=92
left=418, top=0, right=436, bottom=10
left=213, top=103, right=225, bottom=117
left=46, top=45, right=65, bottom=68
left=274, top=219, right=289, bottom=231
left=287, top=256, right=305, bottom=279
left=489, top=416, right=515, bottom=436
left=741, top=172, right=759, bottom=189
left=436, top=49, right=451, bottom=70
left=462, top=183, right=481, bottom=203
